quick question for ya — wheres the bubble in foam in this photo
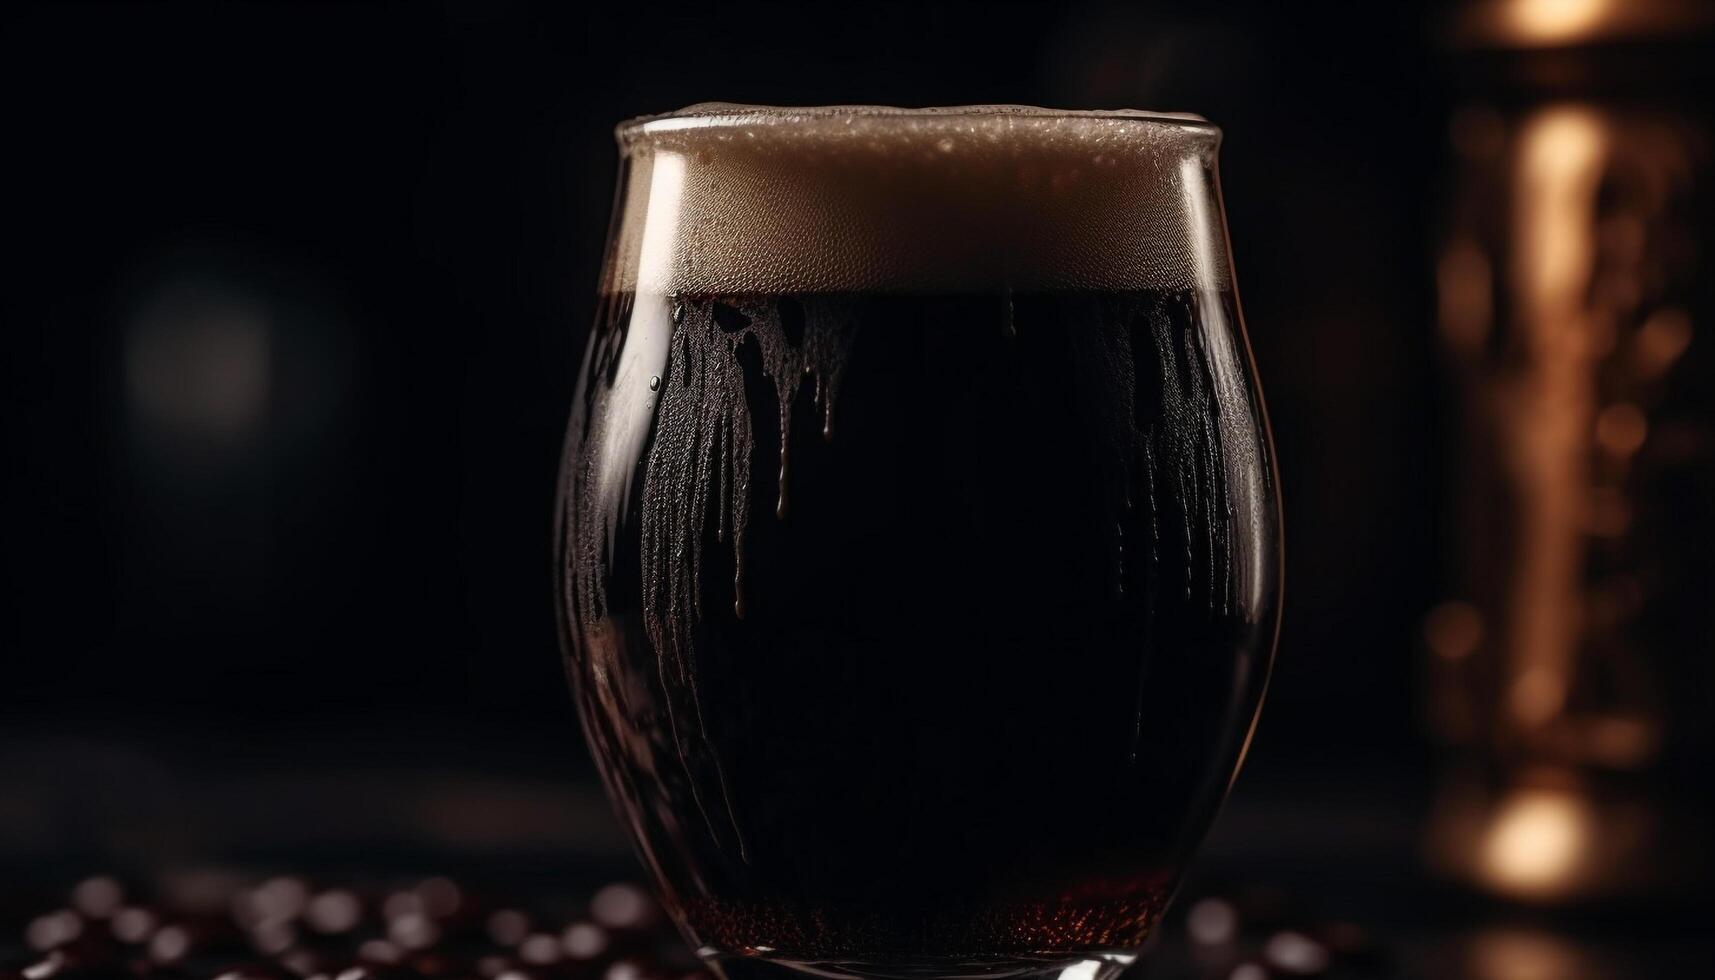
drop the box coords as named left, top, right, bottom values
left=606, top=104, right=1229, bottom=296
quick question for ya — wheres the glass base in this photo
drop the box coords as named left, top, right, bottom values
left=703, top=950, right=1139, bottom=980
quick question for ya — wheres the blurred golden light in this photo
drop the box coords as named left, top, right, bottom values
left=1459, top=0, right=1715, bottom=49
left=1586, top=715, right=1659, bottom=767
left=1509, top=667, right=1567, bottom=726
left=1480, top=787, right=1591, bottom=896
left=1517, top=108, right=1605, bottom=312
left=1505, top=0, right=1611, bottom=44
left=1594, top=403, right=1648, bottom=455
left=1425, top=601, right=1485, bottom=661
left=1583, top=487, right=1630, bottom=537
left=1433, top=7, right=1709, bottom=908
left=1438, top=240, right=1494, bottom=353
left=1504, top=103, right=1606, bottom=745
left=1634, top=307, right=1693, bottom=377
left=1593, top=274, right=1640, bottom=317
left=1468, top=929, right=1598, bottom=980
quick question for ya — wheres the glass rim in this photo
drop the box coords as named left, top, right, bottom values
left=616, top=102, right=1220, bottom=143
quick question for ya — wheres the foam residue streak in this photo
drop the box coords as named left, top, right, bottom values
left=634, top=294, right=856, bottom=858
left=563, top=287, right=1270, bottom=875
left=1062, top=294, right=1240, bottom=760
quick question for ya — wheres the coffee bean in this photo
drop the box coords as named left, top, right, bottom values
left=212, top=965, right=297, bottom=980
left=247, top=920, right=296, bottom=957
left=1229, top=962, right=1276, bottom=980
left=14, top=950, right=130, bottom=980
left=354, top=942, right=403, bottom=967
left=147, top=928, right=192, bottom=966
left=483, top=914, right=528, bottom=949
left=333, top=967, right=426, bottom=980
left=379, top=897, right=422, bottom=926
left=1187, top=897, right=1239, bottom=946
left=248, top=882, right=310, bottom=926
left=1262, top=930, right=1331, bottom=976
left=110, top=909, right=158, bottom=946
left=386, top=916, right=439, bottom=953
left=70, top=882, right=124, bottom=922
left=588, top=889, right=652, bottom=932
left=26, top=911, right=85, bottom=952
left=514, top=938, right=558, bottom=968
left=404, top=954, right=466, bottom=979
left=558, top=924, right=606, bottom=962
left=304, top=894, right=362, bottom=937
left=278, top=950, right=329, bottom=979
left=411, top=883, right=460, bottom=923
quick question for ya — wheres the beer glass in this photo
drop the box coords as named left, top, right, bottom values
left=556, top=104, right=1281, bottom=980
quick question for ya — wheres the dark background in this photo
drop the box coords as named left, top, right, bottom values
left=4, top=0, right=1446, bottom=896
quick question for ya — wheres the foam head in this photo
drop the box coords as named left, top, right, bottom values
left=606, top=104, right=1231, bottom=295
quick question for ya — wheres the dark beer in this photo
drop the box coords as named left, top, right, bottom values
left=558, top=105, right=1279, bottom=980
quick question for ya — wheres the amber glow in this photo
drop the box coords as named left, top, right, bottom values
left=1469, top=929, right=1599, bottom=980
left=1587, top=715, right=1660, bottom=767
left=1438, top=240, right=1494, bottom=354
left=1509, top=667, right=1567, bottom=726
left=1430, top=16, right=1704, bottom=906
left=1425, top=601, right=1485, bottom=661
left=1634, top=308, right=1693, bottom=377
left=1594, top=403, right=1648, bottom=456
left=1504, top=0, right=1611, bottom=44
left=1480, top=787, right=1592, bottom=896
left=1504, top=105, right=1607, bottom=732
left=1474, top=0, right=1715, bottom=48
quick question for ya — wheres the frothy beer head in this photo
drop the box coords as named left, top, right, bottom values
left=607, top=104, right=1229, bottom=295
